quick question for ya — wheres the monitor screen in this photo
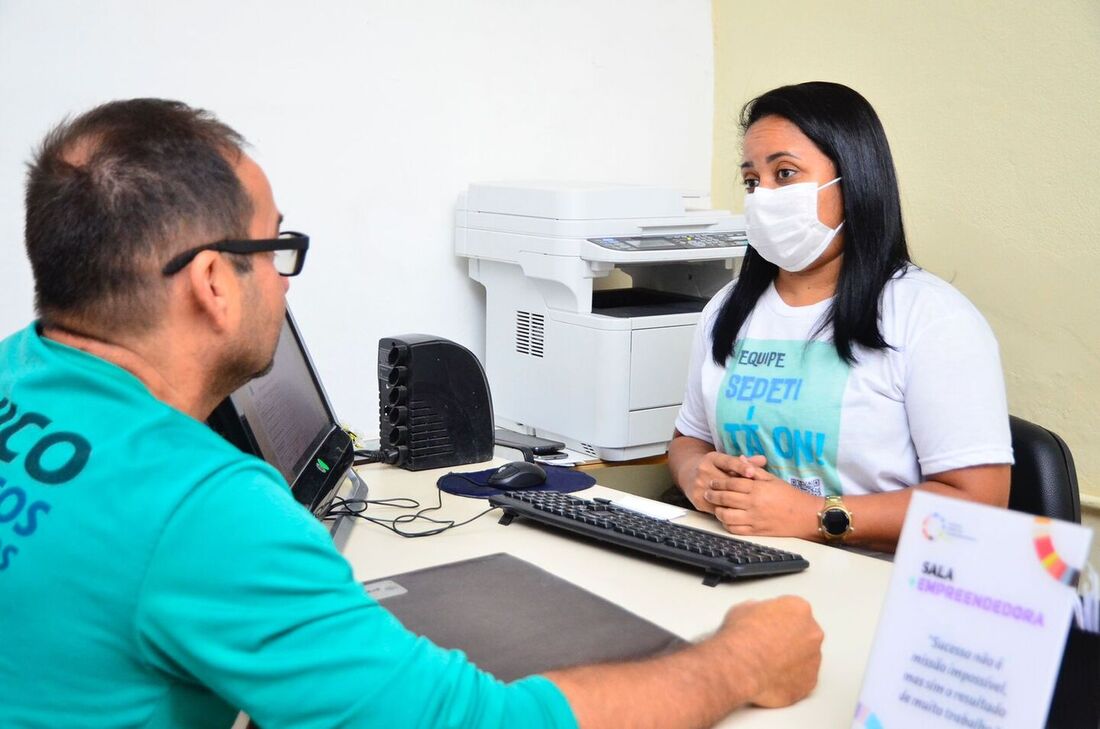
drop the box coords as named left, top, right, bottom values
left=207, top=309, right=354, bottom=515
left=232, top=319, right=332, bottom=484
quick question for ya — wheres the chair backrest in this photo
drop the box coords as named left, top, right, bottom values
left=1007, top=415, right=1081, bottom=523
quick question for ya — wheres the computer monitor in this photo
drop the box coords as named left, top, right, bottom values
left=207, top=308, right=354, bottom=516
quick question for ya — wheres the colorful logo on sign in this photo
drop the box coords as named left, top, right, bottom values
left=1033, top=517, right=1080, bottom=586
left=922, top=513, right=945, bottom=541
left=920, top=512, right=974, bottom=542
left=854, top=702, right=884, bottom=729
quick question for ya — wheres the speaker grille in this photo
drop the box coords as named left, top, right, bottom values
left=515, top=311, right=545, bottom=358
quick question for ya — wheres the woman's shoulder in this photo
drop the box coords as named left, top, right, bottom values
left=699, top=279, right=737, bottom=330
left=882, top=265, right=994, bottom=336
left=886, top=265, right=980, bottom=309
left=704, top=279, right=737, bottom=310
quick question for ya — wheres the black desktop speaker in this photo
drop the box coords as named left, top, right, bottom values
left=377, top=335, right=495, bottom=471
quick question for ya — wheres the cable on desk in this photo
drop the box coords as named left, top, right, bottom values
left=353, top=448, right=402, bottom=466
left=446, top=472, right=498, bottom=489
left=324, top=489, right=500, bottom=538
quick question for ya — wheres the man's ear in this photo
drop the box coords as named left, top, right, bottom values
left=185, top=250, right=242, bottom=333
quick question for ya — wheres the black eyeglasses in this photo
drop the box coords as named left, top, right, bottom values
left=161, top=231, right=310, bottom=277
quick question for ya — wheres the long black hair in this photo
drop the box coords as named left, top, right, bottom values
left=711, top=82, right=911, bottom=366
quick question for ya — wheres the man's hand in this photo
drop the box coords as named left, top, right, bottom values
left=547, top=595, right=824, bottom=727
left=715, top=596, right=824, bottom=708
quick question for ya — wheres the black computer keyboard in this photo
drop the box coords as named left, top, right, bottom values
left=489, top=490, right=808, bottom=586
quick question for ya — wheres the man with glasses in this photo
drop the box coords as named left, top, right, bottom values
left=0, top=99, right=822, bottom=728
left=161, top=230, right=310, bottom=277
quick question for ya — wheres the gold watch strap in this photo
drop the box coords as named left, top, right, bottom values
left=818, top=495, right=853, bottom=541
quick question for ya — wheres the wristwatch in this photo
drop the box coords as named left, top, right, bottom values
left=818, top=495, right=854, bottom=541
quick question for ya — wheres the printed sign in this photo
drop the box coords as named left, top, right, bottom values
left=715, top=339, right=850, bottom=496
left=854, top=491, right=1092, bottom=729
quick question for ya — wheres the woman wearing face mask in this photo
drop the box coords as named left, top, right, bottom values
left=668, top=82, right=1012, bottom=552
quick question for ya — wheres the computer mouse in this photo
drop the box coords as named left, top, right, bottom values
left=486, top=461, right=547, bottom=490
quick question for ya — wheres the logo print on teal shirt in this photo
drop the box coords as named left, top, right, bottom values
left=714, top=339, right=850, bottom=496
left=0, top=394, right=92, bottom=571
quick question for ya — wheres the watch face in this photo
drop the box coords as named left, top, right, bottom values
left=822, top=507, right=850, bottom=536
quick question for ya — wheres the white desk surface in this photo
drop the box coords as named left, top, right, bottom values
left=341, top=460, right=894, bottom=728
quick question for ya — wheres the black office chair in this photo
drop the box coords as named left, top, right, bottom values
left=1007, top=415, right=1081, bottom=523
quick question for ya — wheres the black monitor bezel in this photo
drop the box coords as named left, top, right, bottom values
left=206, top=309, right=354, bottom=516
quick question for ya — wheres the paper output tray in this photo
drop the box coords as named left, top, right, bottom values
left=591, top=287, right=706, bottom=318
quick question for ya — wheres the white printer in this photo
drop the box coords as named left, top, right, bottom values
left=455, top=182, right=746, bottom=461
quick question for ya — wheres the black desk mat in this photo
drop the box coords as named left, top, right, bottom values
left=364, top=552, right=687, bottom=682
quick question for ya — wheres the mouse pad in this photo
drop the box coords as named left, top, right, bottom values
left=436, top=465, right=595, bottom=498
left=364, top=552, right=686, bottom=682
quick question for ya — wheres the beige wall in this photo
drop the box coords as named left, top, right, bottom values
left=712, top=0, right=1100, bottom=505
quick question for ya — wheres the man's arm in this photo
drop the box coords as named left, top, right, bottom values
left=135, top=466, right=576, bottom=728
left=137, top=464, right=822, bottom=728
left=546, top=596, right=823, bottom=728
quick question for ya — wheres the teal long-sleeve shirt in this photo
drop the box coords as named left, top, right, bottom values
left=0, top=324, right=576, bottom=728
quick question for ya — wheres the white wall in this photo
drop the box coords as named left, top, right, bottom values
left=0, top=0, right=714, bottom=436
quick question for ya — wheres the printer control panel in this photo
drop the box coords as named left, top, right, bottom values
left=588, top=232, right=747, bottom=251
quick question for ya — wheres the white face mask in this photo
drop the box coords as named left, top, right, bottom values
left=743, top=177, right=844, bottom=272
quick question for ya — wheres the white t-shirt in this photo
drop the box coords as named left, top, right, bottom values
left=674, top=266, right=1013, bottom=497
